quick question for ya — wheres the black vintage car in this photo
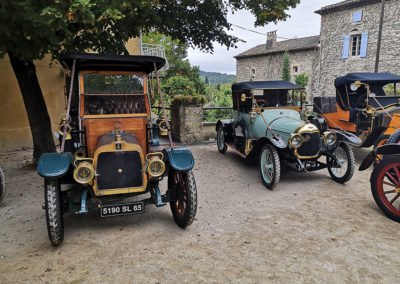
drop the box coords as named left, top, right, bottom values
left=313, top=73, right=400, bottom=148
left=37, top=54, right=197, bottom=246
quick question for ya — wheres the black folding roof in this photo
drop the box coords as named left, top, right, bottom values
left=335, top=73, right=400, bottom=88
left=232, top=81, right=303, bottom=92
left=60, top=53, right=166, bottom=74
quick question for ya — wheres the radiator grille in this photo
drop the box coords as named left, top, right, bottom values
left=297, top=133, right=321, bottom=158
left=96, top=151, right=143, bottom=190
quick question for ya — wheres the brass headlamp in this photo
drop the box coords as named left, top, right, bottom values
left=146, top=152, right=165, bottom=179
left=73, top=159, right=95, bottom=184
left=158, top=121, right=168, bottom=136
left=323, top=131, right=337, bottom=146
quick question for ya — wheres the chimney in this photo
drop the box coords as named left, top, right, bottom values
left=266, top=30, right=277, bottom=49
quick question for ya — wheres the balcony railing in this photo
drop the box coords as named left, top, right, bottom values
left=141, top=43, right=169, bottom=72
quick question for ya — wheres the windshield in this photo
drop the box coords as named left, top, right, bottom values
left=81, top=73, right=147, bottom=115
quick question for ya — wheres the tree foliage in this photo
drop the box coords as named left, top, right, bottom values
left=295, top=73, right=309, bottom=88
left=282, top=51, right=290, bottom=81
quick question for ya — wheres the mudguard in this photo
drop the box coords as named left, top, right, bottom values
left=37, top=153, right=73, bottom=178
left=359, top=144, right=400, bottom=171
left=164, top=148, right=194, bottom=172
left=330, top=129, right=363, bottom=146
left=216, top=119, right=234, bottom=131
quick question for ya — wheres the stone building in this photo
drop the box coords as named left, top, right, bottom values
left=235, top=31, right=319, bottom=96
left=312, top=0, right=400, bottom=96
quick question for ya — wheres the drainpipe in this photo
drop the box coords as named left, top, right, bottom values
left=375, top=0, right=385, bottom=73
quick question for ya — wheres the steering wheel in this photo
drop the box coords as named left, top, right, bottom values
left=256, top=99, right=269, bottom=108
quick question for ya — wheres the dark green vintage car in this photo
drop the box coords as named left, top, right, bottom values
left=216, top=81, right=362, bottom=189
left=37, top=54, right=197, bottom=246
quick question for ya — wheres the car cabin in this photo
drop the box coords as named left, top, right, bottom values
left=231, top=81, right=304, bottom=113
left=60, top=54, right=165, bottom=157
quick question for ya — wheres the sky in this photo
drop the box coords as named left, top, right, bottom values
left=187, top=0, right=341, bottom=74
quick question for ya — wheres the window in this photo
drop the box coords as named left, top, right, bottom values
left=293, top=66, right=298, bottom=73
left=352, top=10, right=363, bottom=22
left=351, top=35, right=361, bottom=56
left=251, top=68, right=256, bottom=78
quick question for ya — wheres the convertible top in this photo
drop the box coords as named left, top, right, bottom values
left=232, top=81, right=303, bottom=91
left=60, top=53, right=166, bottom=74
left=335, top=73, right=400, bottom=88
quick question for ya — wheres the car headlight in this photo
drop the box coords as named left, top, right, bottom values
left=73, top=161, right=95, bottom=184
left=289, top=134, right=304, bottom=148
left=146, top=153, right=165, bottom=179
left=323, top=132, right=337, bottom=146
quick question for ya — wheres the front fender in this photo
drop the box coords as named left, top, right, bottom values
left=164, top=148, right=194, bottom=172
left=37, top=153, right=73, bottom=178
left=358, top=144, right=400, bottom=171
left=330, top=129, right=362, bottom=146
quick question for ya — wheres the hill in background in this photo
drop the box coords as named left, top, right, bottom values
left=200, top=71, right=236, bottom=85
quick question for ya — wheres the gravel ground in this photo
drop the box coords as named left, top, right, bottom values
left=0, top=144, right=400, bottom=283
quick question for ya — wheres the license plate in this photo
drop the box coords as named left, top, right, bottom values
left=100, top=202, right=144, bottom=217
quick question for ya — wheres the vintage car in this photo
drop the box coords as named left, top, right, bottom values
left=359, top=128, right=400, bottom=222
left=37, top=54, right=197, bottom=246
left=216, top=81, right=361, bottom=189
left=0, top=165, right=5, bottom=203
left=313, top=73, right=400, bottom=148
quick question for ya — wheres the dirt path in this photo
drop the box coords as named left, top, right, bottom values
left=0, top=145, right=399, bottom=283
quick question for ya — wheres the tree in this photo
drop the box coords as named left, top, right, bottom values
left=0, top=0, right=300, bottom=161
left=295, top=73, right=309, bottom=88
left=205, top=76, right=209, bottom=85
left=282, top=51, right=291, bottom=81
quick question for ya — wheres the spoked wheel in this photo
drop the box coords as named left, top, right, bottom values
left=0, top=166, right=5, bottom=203
left=371, top=156, right=400, bottom=222
left=168, top=170, right=197, bottom=228
left=216, top=125, right=227, bottom=154
left=327, top=143, right=355, bottom=184
left=259, top=144, right=280, bottom=190
left=44, top=179, right=64, bottom=246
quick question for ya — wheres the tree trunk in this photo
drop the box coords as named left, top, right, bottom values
left=8, top=53, right=56, bottom=161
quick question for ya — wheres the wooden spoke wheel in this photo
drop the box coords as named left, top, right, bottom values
left=168, top=170, right=197, bottom=228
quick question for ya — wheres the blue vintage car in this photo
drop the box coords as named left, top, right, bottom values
left=216, top=81, right=361, bottom=189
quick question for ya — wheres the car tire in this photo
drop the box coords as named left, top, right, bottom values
left=370, top=155, right=400, bottom=223
left=259, top=144, right=280, bottom=190
left=0, top=166, right=5, bottom=203
left=216, top=125, right=227, bottom=154
left=327, top=143, right=355, bottom=184
left=44, top=179, right=64, bottom=246
left=387, top=128, right=400, bottom=144
left=169, top=170, right=197, bottom=228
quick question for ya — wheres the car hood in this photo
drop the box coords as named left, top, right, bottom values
left=261, top=109, right=305, bottom=134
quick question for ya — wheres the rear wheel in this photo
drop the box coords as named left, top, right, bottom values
left=216, top=125, right=227, bottom=154
left=169, top=170, right=197, bottom=228
left=259, top=145, right=280, bottom=190
left=0, top=166, right=5, bottom=203
left=327, top=143, right=355, bottom=184
left=370, top=156, right=400, bottom=223
left=44, top=179, right=64, bottom=246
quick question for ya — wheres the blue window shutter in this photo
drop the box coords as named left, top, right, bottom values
left=352, top=11, right=363, bottom=22
left=342, top=35, right=350, bottom=59
left=360, top=33, right=368, bottom=58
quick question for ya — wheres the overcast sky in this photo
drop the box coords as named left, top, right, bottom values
left=187, top=0, right=341, bottom=74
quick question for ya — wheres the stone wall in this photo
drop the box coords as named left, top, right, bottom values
left=170, top=104, right=216, bottom=144
left=311, top=0, right=400, bottom=97
left=236, top=48, right=319, bottom=98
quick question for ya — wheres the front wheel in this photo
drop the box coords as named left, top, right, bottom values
left=168, top=170, right=197, bottom=228
left=370, top=155, right=400, bottom=223
left=327, top=143, right=355, bottom=184
left=44, top=179, right=64, bottom=246
left=259, top=145, right=280, bottom=190
left=216, top=125, right=227, bottom=154
left=0, top=166, right=5, bottom=203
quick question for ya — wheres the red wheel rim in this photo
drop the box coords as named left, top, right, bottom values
left=376, top=162, right=400, bottom=216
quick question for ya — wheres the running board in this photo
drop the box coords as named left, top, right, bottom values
left=225, top=143, right=247, bottom=158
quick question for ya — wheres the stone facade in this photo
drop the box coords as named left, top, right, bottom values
left=311, top=0, right=400, bottom=96
left=235, top=32, right=319, bottom=97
